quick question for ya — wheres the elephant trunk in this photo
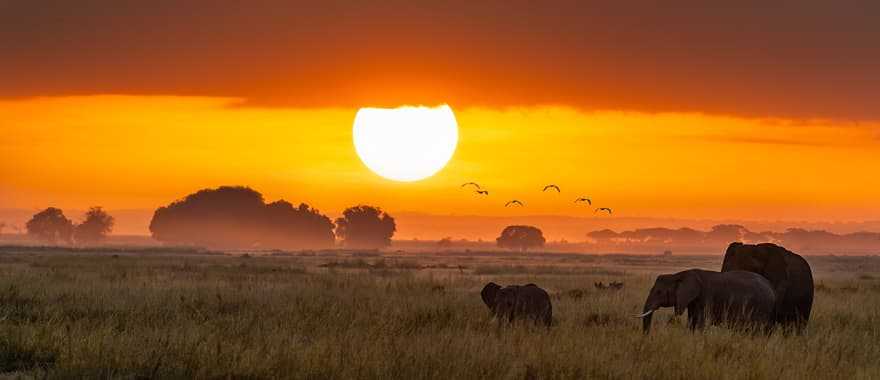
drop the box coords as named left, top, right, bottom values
left=641, top=301, right=655, bottom=334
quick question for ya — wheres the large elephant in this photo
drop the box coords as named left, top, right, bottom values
left=721, top=242, right=814, bottom=333
left=481, top=282, right=552, bottom=327
left=638, top=269, right=776, bottom=333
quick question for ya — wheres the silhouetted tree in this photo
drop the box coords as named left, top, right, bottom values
left=149, top=186, right=335, bottom=249
left=74, top=207, right=114, bottom=245
left=26, top=207, right=74, bottom=244
left=437, top=237, right=453, bottom=249
left=496, top=225, right=545, bottom=252
left=335, top=205, right=396, bottom=249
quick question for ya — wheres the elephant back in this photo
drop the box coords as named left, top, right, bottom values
left=513, top=284, right=553, bottom=326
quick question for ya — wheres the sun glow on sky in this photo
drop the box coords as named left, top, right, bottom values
left=2, top=95, right=880, bottom=235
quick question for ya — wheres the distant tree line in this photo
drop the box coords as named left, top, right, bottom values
left=22, top=186, right=399, bottom=250
left=588, top=224, right=880, bottom=254
left=25, top=207, right=114, bottom=245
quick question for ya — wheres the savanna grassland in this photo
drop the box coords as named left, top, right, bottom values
left=0, top=246, right=878, bottom=379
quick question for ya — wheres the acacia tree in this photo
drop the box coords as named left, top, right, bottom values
left=74, top=207, right=115, bottom=245
left=149, top=186, right=335, bottom=249
left=496, top=225, right=545, bottom=252
left=335, top=205, right=396, bottom=249
left=26, top=207, right=74, bottom=244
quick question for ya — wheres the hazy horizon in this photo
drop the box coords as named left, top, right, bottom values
left=4, top=206, right=880, bottom=241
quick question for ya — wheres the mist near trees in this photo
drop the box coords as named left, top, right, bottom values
left=588, top=224, right=880, bottom=254
left=19, top=189, right=879, bottom=255
left=20, top=186, right=401, bottom=250
left=25, top=207, right=114, bottom=245
left=26, top=207, right=74, bottom=244
left=74, top=207, right=115, bottom=244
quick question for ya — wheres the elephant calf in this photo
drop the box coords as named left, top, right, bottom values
left=481, top=282, right=553, bottom=327
left=638, top=269, right=776, bottom=333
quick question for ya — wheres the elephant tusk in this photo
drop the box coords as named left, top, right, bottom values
left=633, top=309, right=655, bottom=318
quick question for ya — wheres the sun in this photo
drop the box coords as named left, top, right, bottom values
left=353, top=105, right=458, bottom=182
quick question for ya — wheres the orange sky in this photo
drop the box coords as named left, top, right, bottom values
left=2, top=2, right=880, bottom=237
left=2, top=96, right=880, bottom=235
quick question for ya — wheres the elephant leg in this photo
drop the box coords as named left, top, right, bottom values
left=688, top=316, right=706, bottom=331
left=687, top=305, right=706, bottom=331
left=773, top=281, right=790, bottom=324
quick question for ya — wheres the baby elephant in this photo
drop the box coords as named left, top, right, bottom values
left=638, top=269, right=776, bottom=334
left=481, top=282, right=553, bottom=327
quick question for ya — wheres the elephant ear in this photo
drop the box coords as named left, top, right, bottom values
left=675, top=273, right=702, bottom=316
left=481, top=282, right=502, bottom=309
left=721, top=243, right=743, bottom=272
left=758, top=244, right=790, bottom=288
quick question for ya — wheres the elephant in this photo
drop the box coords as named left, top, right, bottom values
left=481, top=282, right=552, bottom=327
left=721, top=242, right=814, bottom=333
left=638, top=269, right=776, bottom=334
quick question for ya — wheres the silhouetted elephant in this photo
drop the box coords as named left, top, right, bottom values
left=638, top=269, right=776, bottom=334
left=722, top=242, right=814, bottom=333
left=481, top=282, right=552, bottom=327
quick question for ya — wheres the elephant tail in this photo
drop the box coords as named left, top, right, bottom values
left=543, top=301, right=553, bottom=327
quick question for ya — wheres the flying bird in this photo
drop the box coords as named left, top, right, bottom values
left=475, top=190, right=489, bottom=195
left=461, top=182, right=481, bottom=189
left=574, top=197, right=592, bottom=205
left=505, top=200, right=524, bottom=207
left=542, top=184, right=561, bottom=192
left=595, top=207, right=613, bottom=215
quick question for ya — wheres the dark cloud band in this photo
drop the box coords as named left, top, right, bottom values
left=2, top=0, right=879, bottom=119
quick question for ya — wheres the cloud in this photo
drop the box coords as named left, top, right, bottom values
left=2, top=0, right=880, bottom=120
left=697, top=136, right=829, bottom=148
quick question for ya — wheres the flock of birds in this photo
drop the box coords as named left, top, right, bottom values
left=460, top=182, right=613, bottom=215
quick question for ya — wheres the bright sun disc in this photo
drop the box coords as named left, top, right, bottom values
left=353, top=105, right=458, bottom=182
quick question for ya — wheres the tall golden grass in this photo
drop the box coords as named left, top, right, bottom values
left=0, top=248, right=877, bottom=379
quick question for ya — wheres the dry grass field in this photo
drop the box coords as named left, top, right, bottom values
left=0, top=246, right=878, bottom=379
